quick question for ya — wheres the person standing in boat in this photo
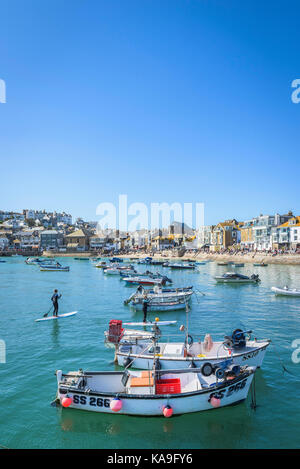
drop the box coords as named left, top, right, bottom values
left=142, top=295, right=149, bottom=323
left=51, top=289, right=62, bottom=316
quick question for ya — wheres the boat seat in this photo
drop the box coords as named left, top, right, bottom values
left=130, top=371, right=154, bottom=387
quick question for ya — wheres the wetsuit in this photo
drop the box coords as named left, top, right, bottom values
left=142, top=299, right=149, bottom=323
left=51, top=293, right=61, bottom=316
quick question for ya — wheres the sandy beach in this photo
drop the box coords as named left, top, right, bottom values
left=42, top=250, right=300, bottom=265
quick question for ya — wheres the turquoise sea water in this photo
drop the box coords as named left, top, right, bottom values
left=0, top=257, right=299, bottom=449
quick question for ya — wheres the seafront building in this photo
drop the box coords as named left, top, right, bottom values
left=210, top=220, right=241, bottom=252
left=0, top=208, right=299, bottom=254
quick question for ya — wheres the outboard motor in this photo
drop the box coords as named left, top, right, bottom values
left=251, top=274, right=260, bottom=282
left=231, top=329, right=246, bottom=349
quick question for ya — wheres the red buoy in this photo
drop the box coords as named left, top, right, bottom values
left=61, top=396, right=73, bottom=408
left=163, top=405, right=173, bottom=418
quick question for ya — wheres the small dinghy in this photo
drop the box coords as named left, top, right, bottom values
left=271, top=286, right=300, bottom=297
left=217, top=262, right=228, bottom=266
left=55, top=364, right=256, bottom=416
left=253, top=262, right=268, bottom=267
left=233, top=263, right=244, bottom=267
left=215, top=272, right=260, bottom=283
left=36, top=311, right=78, bottom=322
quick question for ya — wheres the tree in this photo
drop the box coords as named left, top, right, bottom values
left=26, top=218, right=35, bottom=228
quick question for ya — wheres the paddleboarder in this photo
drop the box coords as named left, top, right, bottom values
left=51, top=289, right=62, bottom=316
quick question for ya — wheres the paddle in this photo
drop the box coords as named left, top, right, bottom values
left=43, top=305, right=54, bottom=318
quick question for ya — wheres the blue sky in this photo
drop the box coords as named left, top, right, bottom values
left=0, top=0, right=300, bottom=226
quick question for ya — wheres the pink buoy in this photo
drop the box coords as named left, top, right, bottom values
left=61, top=396, right=73, bottom=408
left=210, top=396, right=221, bottom=408
left=110, top=398, right=123, bottom=412
left=163, top=405, right=173, bottom=418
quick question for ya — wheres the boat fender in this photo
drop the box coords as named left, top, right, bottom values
left=214, top=367, right=225, bottom=380
left=110, top=397, right=123, bottom=412
left=155, top=358, right=161, bottom=370
left=124, top=357, right=133, bottom=368
left=184, top=334, right=193, bottom=346
left=163, top=405, right=173, bottom=418
left=209, top=395, right=221, bottom=408
left=61, top=396, right=73, bottom=408
left=189, top=360, right=197, bottom=368
left=201, top=362, right=214, bottom=377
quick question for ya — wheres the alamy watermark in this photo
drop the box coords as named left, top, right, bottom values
left=291, top=339, right=300, bottom=364
left=291, top=79, right=300, bottom=103
left=0, top=79, right=6, bottom=103
left=96, top=195, right=204, bottom=233
left=0, top=340, right=6, bottom=364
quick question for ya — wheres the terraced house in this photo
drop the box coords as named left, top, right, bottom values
left=272, top=216, right=300, bottom=250
left=251, top=212, right=293, bottom=250
left=210, top=220, right=241, bottom=251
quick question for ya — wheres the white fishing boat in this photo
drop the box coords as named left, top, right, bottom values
left=25, top=257, right=43, bottom=265
left=103, top=267, right=121, bottom=275
left=131, top=297, right=188, bottom=312
left=124, top=285, right=193, bottom=305
left=106, top=322, right=270, bottom=370
left=123, top=276, right=171, bottom=286
left=215, top=272, right=260, bottom=283
left=55, top=364, right=256, bottom=416
left=271, top=286, right=300, bottom=297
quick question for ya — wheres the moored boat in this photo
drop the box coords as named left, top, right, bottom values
left=25, top=257, right=43, bottom=265
left=123, top=276, right=172, bottom=286
left=40, top=263, right=69, bottom=272
left=271, top=286, right=300, bottom=297
left=124, top=285, right=193, bottom=305
left=131, top=297, right=189, bottom=312
left=253, top=262, right=268, bottom=267
left=215, top=272, right=260, bottom=283
left=95, top=261, right=107, bottom=268
left=55, top=364, right=256, bottom=416
left=168, top=263, right=195, bottom=270
left=106, top=322, right=270, bottom=370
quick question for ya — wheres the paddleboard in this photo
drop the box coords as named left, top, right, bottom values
left=35, top=311, right=78, bottom=322
left=123, top=320, right=177, bottom=326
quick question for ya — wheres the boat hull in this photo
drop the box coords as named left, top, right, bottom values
left=57, top=372, right=254, bottom=416
left=131, top=301, right=187, bottom=312
left=117, top=341, right=269, bottom=369
left=271, top=287, right=300, bottom=297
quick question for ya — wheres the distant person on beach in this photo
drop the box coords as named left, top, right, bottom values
left=51, top=289, right=62, bottom=316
